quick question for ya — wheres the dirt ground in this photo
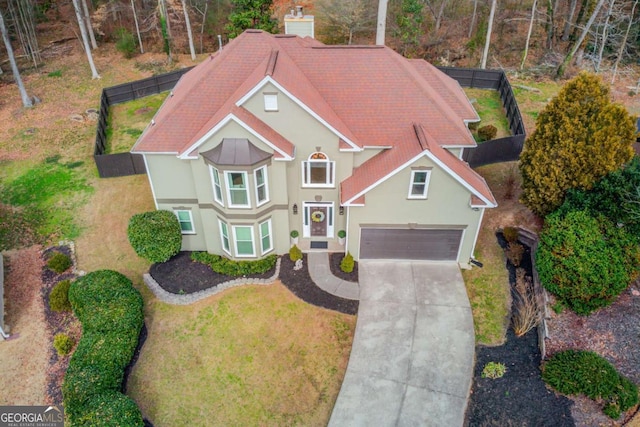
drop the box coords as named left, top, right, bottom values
left=0, top=247, right=48, bottom=405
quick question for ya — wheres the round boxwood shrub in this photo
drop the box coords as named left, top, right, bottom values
left=542, top=350, right=638, bottom=419
left=477, top=124, right=498, bottom=141
left=53, top=333, right=75, bottom=356
left=536, top=210, right=639, bottom=315
left=127, top=210, right=182, bottom=263
left=47, top=251, right=72, bottom=273
left=49, top=279, right=72, bottom=312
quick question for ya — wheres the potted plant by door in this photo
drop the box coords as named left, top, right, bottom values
left=290, top=230, right=299, bottom=246
left=338, top=230, right=346, bottom=245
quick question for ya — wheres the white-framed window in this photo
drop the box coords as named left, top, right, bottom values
left=254, top=166, right=269, bottom=206
left=302, top=152, right=335, bottom=187
left=225, top=171, right=250, bottom=208
left=264, top=93, right=278, bottom=111
left=408, top=170, right=431, bottom=199
left=174, top=210, right=195, bottom=234
left=259, top=219, right=273, bottom=255
left=210, top=166, right=224, bottom=206
left=218, top=219, right=231, bottom=255
left=232, top=225, right=255, bottom=257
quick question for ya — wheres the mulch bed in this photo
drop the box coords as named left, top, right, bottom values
left=149, top=251, right=276, bottom=294
left=329, top=252, right=358, bottom=282
left=279, top=255, right=359, bottom=315
left=41, top=245, right=80, bottom=406
left=465, top=234, right=575, bottom=426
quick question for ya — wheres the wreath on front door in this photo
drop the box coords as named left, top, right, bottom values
left=311, top=210, right=325, bottom=223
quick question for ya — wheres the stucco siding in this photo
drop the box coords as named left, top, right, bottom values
left=346, top=156, right=483, bottom=264
left=146, top=154, right=197, bottom=199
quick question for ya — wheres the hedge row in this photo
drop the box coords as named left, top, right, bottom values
left=542, top=350, right=638, bottom=419
left=191, top=252, right=277, bottom=276
left=63, top=270, right=144, bottom=426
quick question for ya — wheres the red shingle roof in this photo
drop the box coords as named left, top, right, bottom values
left=132, top=30, right=495, bottom=208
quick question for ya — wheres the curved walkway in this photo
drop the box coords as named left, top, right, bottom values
left=329, top=261, right=475, bottom=427
left=307, top=252, right=360, bottom=300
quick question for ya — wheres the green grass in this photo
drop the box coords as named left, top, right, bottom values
left=106, top=93, right=168, bottom=153
left=128, top=284, right=355, bottom=426
left=464, top=88, right=511, bottom=139
left=0, top=157, right=93, bottom=248
left=509, top=77, right=562, bottom=133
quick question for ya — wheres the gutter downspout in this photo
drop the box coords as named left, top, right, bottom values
left=0, top=326, right=9, bottom=339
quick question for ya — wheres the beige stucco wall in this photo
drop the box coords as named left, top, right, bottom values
left=346, top=155, right=484, bottom=264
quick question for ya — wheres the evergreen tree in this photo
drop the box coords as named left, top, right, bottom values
left=226, top=0, right=278, bottom=38
left=519, top=72, right=636, bottom=217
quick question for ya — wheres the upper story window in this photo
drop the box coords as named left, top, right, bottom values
left=302, top=152, right=335, bottom=187
left=408, top=170, right=431, bottom=199
left=210, top=166, right=224, bottom=206
left=174, top=210, right=195, bottom=234
left=225, top=171, right=250, bottom=208
left=264, top=93, right=278, bottom=111
left=254, top=166, right=269, bottom=207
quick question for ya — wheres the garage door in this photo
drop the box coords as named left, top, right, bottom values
left=359, top=228, right=463, bottom=261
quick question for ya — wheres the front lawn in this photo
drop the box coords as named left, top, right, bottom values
left=128, top=283, right=355, bottom=426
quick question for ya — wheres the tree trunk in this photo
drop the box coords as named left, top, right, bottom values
left=611, top=0, right=638, bottom=83
left=198, top=0, right=208, bottom=54
left=0, top=9, right=33, bottom=107
left=570, top=0, right=590, bottom=40
left=595, top=0, right=615, bottom=72
left=562, top=0, right=578, bottom=40
left=81, top=0, right=98, bottom=49
left=159, top=0, right=172, bottom=61
left=72, top=0, right=100, bottom=78
left=556, top=0, right=606, bottom=78
left=131, top=0, right=144, bottom=53
left=481, top=0, right=497, bottom=69
left=469, top=0, right=478, bottom=38
left=521, top=0, right=538, bottom=69
left=181, top=0, right=195, bottom=60
left=545, top=0, right=557, bottom=48
left=376, top=0, right=388, bottom=45
left=435, top=0, right=447, bottom=30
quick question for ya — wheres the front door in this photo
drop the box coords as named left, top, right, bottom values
left=310, top=206, right=327, bottom=236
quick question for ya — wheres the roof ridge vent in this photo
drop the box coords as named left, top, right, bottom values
left=413, top=123, right=428, bottom=150
left=265, top=49, right=279, bottom=76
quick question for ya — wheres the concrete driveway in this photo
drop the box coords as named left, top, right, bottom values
left=328, top=261, right=475, bottom=427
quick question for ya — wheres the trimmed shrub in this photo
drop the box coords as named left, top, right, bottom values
left=63, top=270, right=144, bottom=426
left=468, top=121, right=480, bottom=131
left=477, top=124, right=497, bottom=141
left=47, top=251, right=72, bottom=273
left=338, top=230, right=346, bottom=238
left=502, top=227, right=519, bottom=243
left=290, top=230, right=299, bottom=238
left=190, top=252, right=277, bottom=276
left=340, top=252, right=354, bottom=273
left=49, top=279, right=72, bottom=312
left=542, top=350, right=638, bottom=419
left=127, top=210, right=182, bottom=263
left=289, top=245, right=302, bottom=262
left=536, top=210, right=640, bottom=315
left=53, top=333, right=75, bottom=356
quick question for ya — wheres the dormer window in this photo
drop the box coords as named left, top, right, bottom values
left=264, top=93, right=278, bottom=111
left=302, top=152, right=335, bottom=187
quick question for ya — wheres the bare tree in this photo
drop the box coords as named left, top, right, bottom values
left=131, top=0, right=144, bottom=53
left=481, top=0, right=497, bottom=68
left=611, top=0, right=639, bottom=83
left=7, top=0, right=40, bottom=67
left=521, top=0, right=538, bottom=69
left=72, top=0, right=100, bottom=78
left=469, top=0, right=478, bottom=38
left=556, top=0, right=607, bottom=77
left=376, top=0, right=388, bottom=45
left=182, top=0, right=196, bottom=59
left=594, top=0, right=616, bottom=72
left=81, top=0, right=98, bottom=49
left=0, top=8, right=33, bottom=107
left=562, top=0, right=579, bottom=40
left=317, top=0, right=377, bottom=45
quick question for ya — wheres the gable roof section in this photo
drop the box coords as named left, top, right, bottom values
left=133, top=30, right=479, bottom=155
left=341, top=124, right=496, bottom=207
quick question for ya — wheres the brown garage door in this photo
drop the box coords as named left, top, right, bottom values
left=359, top=228, right=463, bottom=260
